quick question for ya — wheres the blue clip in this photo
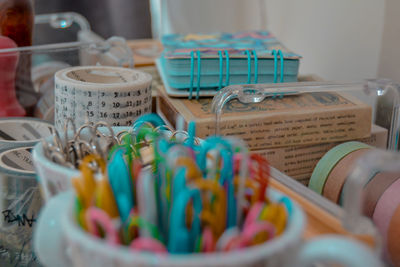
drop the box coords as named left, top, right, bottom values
left=189, top=50, right=195, bottom=100
left=168, top=188, right=202, bottom=253
left=195, top=50, right=201, bottom=100
left=218, top=51, right=223, bottom=90
left=184, top=121, right=196, bottom=149
left=272, top=49, right=285, bottom=83
left=279, top=196, right=293, bottom=220
left=245, top=50, right=251, bottom=84
left=271, top=49, right=278, bottom=83
left=219, top=149, right=236, bottom=228
left=197, top=136, right=232, bottom=175
left=252, top=50, right=258, bottom=83
left=224, top=50, right=230, bottom=86
left=107, top=147, right=135, bottom=222
left=278, top=49, right=284, bottom=83
left=172, top=167, right=187, bottom=201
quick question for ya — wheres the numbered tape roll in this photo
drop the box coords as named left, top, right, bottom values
left=0, top=117, right=54, bottom=151
left=0, top=146, right=42, bottom=266
left=54, top=66, right=153, bottom=132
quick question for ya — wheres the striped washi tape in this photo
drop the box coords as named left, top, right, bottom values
left=0, top=117, right=54, bottom=151
left=309, top=141, right=371, bottom=194
left=54, top=66, right=153, bottom=132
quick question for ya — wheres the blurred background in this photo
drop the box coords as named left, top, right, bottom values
left=34, top=0, right=399, bottom=83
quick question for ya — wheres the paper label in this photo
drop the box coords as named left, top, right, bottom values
left=159, top=89, right=372, bottom=150
left=257, top=125, right=387, bottom=177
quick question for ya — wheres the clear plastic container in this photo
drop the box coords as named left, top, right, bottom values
left=0, top=12, right=133, bottom=122
left=0, top=12, right=133, bottom=267
left=211, top=79, right=400, bottom=264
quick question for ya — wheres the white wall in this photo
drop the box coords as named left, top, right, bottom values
left=159, top=0, right=264, bottom=35
left=264, top=0, right=386, bottom=82
left=378, top=0, right=400, bottom=83
left=157, top=0, right=398, bottom=83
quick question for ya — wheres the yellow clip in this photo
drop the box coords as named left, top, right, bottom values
left=175, top=157, right=202, bottom=180
left=96, top=176, right=119, bottom=219
left=192, top=179, right=226, bottom=238
left=259, top=203, right=287, bottom=235
left=72, top=154, right=105, bottom=209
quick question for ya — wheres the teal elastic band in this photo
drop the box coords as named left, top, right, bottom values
left=246, top=50, right=251, bottom=83
left=224, top=50, right=230, bottom=86
left=278, top=49, right=284, bottom=83
left=196, top=50, right=201, bottom=100
left=218, top=51, right=223, bottom=90
left=189, top=51, right=195, bottom=100
left=271, top=49, right=278, bottom=83
left=252, top=50, right=258, bottom=83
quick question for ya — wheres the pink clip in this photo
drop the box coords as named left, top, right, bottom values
left=201, top=227, right=215, bottom=253
left=130, top=237, right=167, bottom=254
left=243, top=202, right=264, bottom=229
left=85, top=207, right=120, bottom=246
left=240, top=221, right=276, bottom=247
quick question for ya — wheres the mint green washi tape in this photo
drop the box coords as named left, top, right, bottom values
left=309, top=141, right=372, bottom=194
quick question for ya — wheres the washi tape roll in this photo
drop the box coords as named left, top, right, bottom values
left=0, top=117, right=54, bottom=151
left=0, top=146, right=42, bottom=266
left=362, top=171, right=400, bottom=218
left=322, top=148, right=370, bottom=204
left=54, top=66, right=153, bottom=132
left=372, top=178, right=400, bottom=261
left=387, top=204, right=400, bottom=266
left=309, top=141, right=371, bottom=194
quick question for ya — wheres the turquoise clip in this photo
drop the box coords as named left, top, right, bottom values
left=189, top=50, right=195, bottom=99
left=107, top=147, right=135, bottom=222
left=168, top=188, right=202, bottom=254
left=271, top=49, right=278, bottom=83
left=219, top=148, right=236, bottom=228
left=172, top=167, right=187, bottom=201
left=224, top=50, right=230, bottom=86
left=252, top=50, right=258, bottom=83
left=246, top=50, right=251, bottom=83
left=278, top=49, right=284, bottom=82
left=218, top=51, right=223, bottom=90
left=133, top=113, right=165, bottom=130
left=196, top=50, right=201, bottom=100
left=197, top=136, right=232, bottom=175
left=279, top=196, right=293, bottom=219
left=155, top=159, right=169, bottom=237
left=184, top=121, right=196, bottom=149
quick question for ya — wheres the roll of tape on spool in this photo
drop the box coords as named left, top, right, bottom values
left=372, top=178, right=400, bottom=261
left=322, top=148, right=370, bottom=204
left=309, top=141, right=371, bottom=194
left=387, top=204, right=400, bottom=266
left=362, top=171, right=400, bottom=218
left=54, top=66, right=152, bottom=132
left=0, top=117, right=54, bottom=151
left=0, top=146, right=42, bottom=266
